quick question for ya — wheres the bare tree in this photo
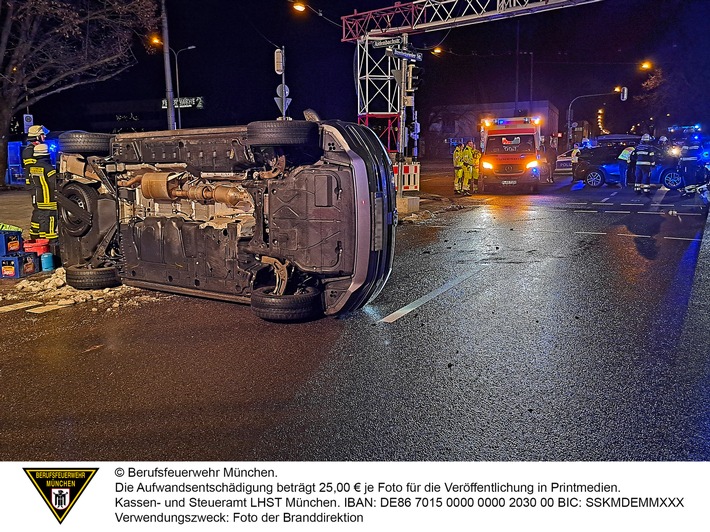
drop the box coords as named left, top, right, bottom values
left=0, top=0, right=158, bottom=186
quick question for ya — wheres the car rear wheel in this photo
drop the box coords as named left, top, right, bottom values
left=65, top=264, right=121, bottom=290
left=58, top=131, right=111, bottom=154
left=250, top=286, right=323, bottom=322
left=585, top=168, right=606, bottom=188
left=661, top=168, right=683, bottom=190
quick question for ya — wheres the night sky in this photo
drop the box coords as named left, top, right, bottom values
left=31, top=0, right=710, bottom=135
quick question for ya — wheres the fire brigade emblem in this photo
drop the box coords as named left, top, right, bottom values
left=24, top=468, right=98, bottom=524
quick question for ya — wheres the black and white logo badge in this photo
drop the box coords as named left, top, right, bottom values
left=24, top=468, right=98, bottom=524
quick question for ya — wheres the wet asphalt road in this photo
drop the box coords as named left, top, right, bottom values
left=2, top=171, right=710, bottom=461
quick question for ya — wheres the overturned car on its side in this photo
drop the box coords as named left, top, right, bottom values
left=55, top=119, right=396, bottom=321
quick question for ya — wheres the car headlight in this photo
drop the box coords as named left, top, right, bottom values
left=526, top=160, right=538, bottom=169
left=482, top=161, right=494, bottom=170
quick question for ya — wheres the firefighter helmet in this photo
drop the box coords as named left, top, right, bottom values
left=27, top=125, right=49, bottom=139
left=33, top=143, right=50, bottom=157
left=641, top=134, right=651, bottom=142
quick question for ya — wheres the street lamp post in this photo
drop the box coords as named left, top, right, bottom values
left=159, top=0, right=175, bottom=130
left=171, top=45, right=196, bottom=129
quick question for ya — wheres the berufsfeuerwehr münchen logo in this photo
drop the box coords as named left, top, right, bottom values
left=24, top=468, right=98, bottom=524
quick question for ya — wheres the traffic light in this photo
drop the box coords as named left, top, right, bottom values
left=620, top=86, right=628, bottom=101
left=406, top=63, right=423, bottom=92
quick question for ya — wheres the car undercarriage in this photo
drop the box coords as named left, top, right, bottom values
left=55, top=120, right=396, bottom=321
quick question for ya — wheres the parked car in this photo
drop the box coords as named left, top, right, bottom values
left=553, top=149, right=575, bottom=176
left=574, top=143, right=682, bottom=189
left=55, top=120, right=396, bottom=321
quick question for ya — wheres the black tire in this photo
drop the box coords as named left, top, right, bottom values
left=65, top=264, right=120, bottom=290
left=246, top=120, right=319, bottom=147
left=661, top=168, right=683, bottom=190
left=58, top=131, right=111, bottom=154
left=250, top=286, right=323, bottom=322
left=585, top=168, right=606, bottom=188
left=59, top=182, right=98, bottom=237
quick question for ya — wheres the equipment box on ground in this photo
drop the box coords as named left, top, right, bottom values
left=0, top=230, right=23, bottom=256
left=1, top=252, right=40, bottom=279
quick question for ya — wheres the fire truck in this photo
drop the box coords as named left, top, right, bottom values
left=479, top=117, right=543, bottom=193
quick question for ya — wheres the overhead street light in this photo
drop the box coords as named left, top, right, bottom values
left=287, top=0, right=340, bottom=27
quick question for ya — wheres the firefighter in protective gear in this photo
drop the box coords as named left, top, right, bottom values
left=679, top=136, right=704, bottom=186
left=22, top=125, right=50, bottom=187
left=631, top=134, right=656, bottom=194
left=453, top=143, right=465, bottom=194
left=27, top=143, right=58, bottom=241
left=462, top=140, right=481, bottom=194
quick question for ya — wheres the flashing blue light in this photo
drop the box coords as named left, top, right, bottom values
left=702, top=151, right=710, bottom=160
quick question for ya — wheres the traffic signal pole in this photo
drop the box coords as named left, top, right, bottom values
left=566, top=90, right=624, bottom=149
left=397, top=34, right=409, bottom=200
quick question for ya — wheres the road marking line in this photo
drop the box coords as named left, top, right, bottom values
left=620, top=203, right=642, bottom=206
left=651, top=204, right=675, bottom=207
left=26, top=304, right=69, bottom=314
left=664, top=236, right=703, bottom=241
left=605, top=210, right=631, bottom=214
left=593, top=202, right=610, bottom=205
left=638, top=211, right=663, bottom=215
left=617, top=233, right=651, bottom=238
left=676, top=212, right=703, bottom=216
left=0, top=301, right=43, bottom=313
left=574, top=210, right=597, bottom=213
left=574, top=231, right=607, bottom=235
left=379, top=266, right=487, bottom=324
left=566, top=202, right=588, bottom=206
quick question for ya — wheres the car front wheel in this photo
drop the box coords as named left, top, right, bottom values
left=250, top=286, right=323, bottom=322
left=585, top=168, right=606, bottom=188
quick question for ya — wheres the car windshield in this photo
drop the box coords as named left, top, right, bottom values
left=485, top=135, right=536, bottom=154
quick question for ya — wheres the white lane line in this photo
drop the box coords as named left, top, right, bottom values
left=574, top=231, right=607, bottom=235
left=605, top=210, right=631, bottom=214
left=593, top=202, right=610, bottom=205
left=574, top=210, right=597, bottom=213
left=651, top=204, right=675, bottom=207
left=638, top=211, right=664, bottom=215
left=0, top=301, right=43, bottom=313
left=664, top=236, right=703, bottom=242
left=617, top=233, right=651, bottom=238
left=379, top=266, right=487, bottom=324
left=676, top=212, right=703, bottom=216
left=566, top=202, right=588, bottom=206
